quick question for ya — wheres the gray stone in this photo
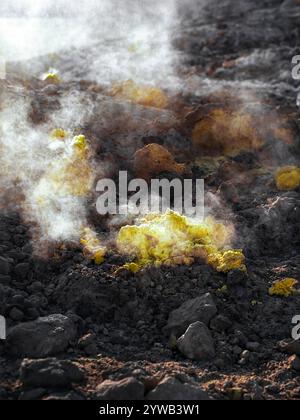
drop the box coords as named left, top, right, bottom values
left=6, top=314, right=77, bottom=357
left=20, top=358, right=85, bottom=388
left=96, top=378, right=144, bottom=400
left=241, top=350, right=250, bottom=360
left=233, top=346, right=243, bottom=356
left=177, top=322, right=215, bottom=361
left=147, top=377, right=209, bottom=400
left=78, top=333, right=98, bottom=356
left=164, top=293, right=217, bottom=337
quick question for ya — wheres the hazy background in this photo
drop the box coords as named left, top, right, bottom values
left=0, top=0, right=180, bottom=85
left=0, top=0, right=183, bottom=247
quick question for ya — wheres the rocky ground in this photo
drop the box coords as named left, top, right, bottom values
left=0, top=0, right=300, bottom=400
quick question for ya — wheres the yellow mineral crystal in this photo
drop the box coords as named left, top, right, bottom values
left=207, top=250, right=246, bottom=273
left=42, top=70, right=60, bottom=84
left=72, top=135, right=88, bottom=152
left=81, top=228, right=106, bottom=265
left=133, top=144, right=185, bottom=181
left=269, top=278, right=298, bottom=297
left=116, top=210, right=245, bottom=273
left=46, top=134, right=93, bottom=197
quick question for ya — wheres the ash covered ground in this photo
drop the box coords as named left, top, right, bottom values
left=0, top=0, right=300, bottom=401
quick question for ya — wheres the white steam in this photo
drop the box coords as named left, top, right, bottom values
left=0, top=0, right=181, bottom=249
left=0, top=94, right=93, bottom=245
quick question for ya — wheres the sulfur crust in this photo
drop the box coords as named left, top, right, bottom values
left=42, top=71, right=60, bottom=84
left=51, top=128, right=69, bottom=140
left=48, top=134, right=93, bottom=197
left=80, top=227, right=106, bottom=265
left=117, top=210, right=246, bottom=273
left=269, top=278, right=298, bottom=297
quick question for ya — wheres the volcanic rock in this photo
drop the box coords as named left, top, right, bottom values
left=246, top=342, right=260, bottom=352
left=43, top=391, right=85, bottom=401
left=78, top=333, right=98, bottom=356
left=281, top=0, right=300, bottom=10
left=0, top=257, right=10, bottom=276
left=19, top=388, right=46, bottom=401
left=0, top=275, right=11, bottom=285
left=278, top=339, right=300, bottom=356
left=52, top=274, right=116, bottom=320
left=227, top=269, right=248, bottom=287
left=6, top=314, right=78, bottom=358
left=96, top=378, right=145, bottom=400
left=0, top=0, right=300, bottom=402
left=164, top=293, right=217, bottom=337
left=147, top=377, right=209, bottom=400
left=20, top=358, right=85, bottom=388
left=14, top=263, right=30, bottom=279
left=248, top=196, right=300, bottom=256
left=177, top=322, right=216, bottom=361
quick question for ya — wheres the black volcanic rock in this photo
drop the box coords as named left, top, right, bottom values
left=6, top=314, right=78, bottom=358
left=164, top=293, right=217, bottom=337
left=20, top=358, right=85, bottom=388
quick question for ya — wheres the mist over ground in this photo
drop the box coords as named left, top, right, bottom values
left=0, top=0, right=299, bottom=402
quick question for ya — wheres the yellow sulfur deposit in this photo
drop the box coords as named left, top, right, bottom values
left=275, top=166, right=300, bottom=191
left=116, top=210, right=246, bottom=273
left=111, top=80, right=168, bottom=109
left=48, top=134, right=92, bottom=197
left=114, top=262, right=140, bottom=276
left=34, top=133, right=93, bottom=203
left=51, top=128, right=69, bottom=140
left=81, top=228, right=106, bottom=265
left=42, top=70, right=60, bottom=84
left=269, top=278, right=298, bottom=297
left=208, top=250, right=246, bottom=273
left=72, top=134, right=87, bottom=151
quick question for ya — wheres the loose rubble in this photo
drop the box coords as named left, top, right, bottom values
left=0, top=0, right=299, bottom=401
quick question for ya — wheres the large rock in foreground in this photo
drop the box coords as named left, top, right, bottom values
left=6, top=314, right=78, bottom=358
left=147, top=377, right=209, bottom=401
left=177, top=322, right=216, bottom=361
left=164, top=293, right=217, bottom=337
left=96, top=378, right=145, bottom=401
